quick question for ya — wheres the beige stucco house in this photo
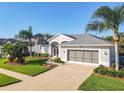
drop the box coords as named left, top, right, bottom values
left=48, top=33, right=115, bottom=67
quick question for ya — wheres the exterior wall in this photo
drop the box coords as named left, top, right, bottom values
left=0, top=46, right=2, bottom=54
left=60, top=46, right=112, bottom=67
left=99, top=48, right=110, bottom=67
left=28, top=38, right=49, bottom=54
left=41, top=44, right=48, bottom=53
left=48, top=34, right=74, bottom=57
left=30, top=44, right=48, bottom=53
left=31, top=45, right=41, bottom=53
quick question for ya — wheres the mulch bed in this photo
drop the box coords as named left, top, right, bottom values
left=4, top=62, right=23, bottom=66
left=95, top=73, right=124, bottom=81
left=42, top=63, right=57, bottom=69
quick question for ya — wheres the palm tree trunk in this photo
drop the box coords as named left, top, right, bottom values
left=114, top=33, right=119, bottom=71
left=29, top=38, right=32, bottom=56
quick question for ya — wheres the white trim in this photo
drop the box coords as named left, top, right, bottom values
left=47, top=33, right=61, bottom=42
left=61, top=44, right=114, bottom=47
left=98, top=49, right=101, bottom=65
left=66, top=48, right=100, bottom=65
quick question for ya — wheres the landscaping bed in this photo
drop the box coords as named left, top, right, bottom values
left=0, top=73, right=21, bottom=87
left=42, top=63, right=57, bottom=69
left=78, top=73, right=124, bottom=91
left=32, top=56, right=48, bottom=59
left=0, top=58, right=56, bottom=76
left=5, top=62, right=23, bottom=66
left=94, top=65, right=124, bottom=78
left=32, top=53, right=49, bottom=59
left=79, top=65, right=124, bottom=91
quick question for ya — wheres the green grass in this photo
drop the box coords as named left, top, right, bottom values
left=0, top=73, right=21, bottom=87
left=78, top=74, right=124, bottom=91
left=0, top=58, right=49, bottom=76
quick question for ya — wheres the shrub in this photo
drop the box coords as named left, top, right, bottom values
left=53, top=57, right=62, bottom=63
left=94, top=66, right=124, bottom=78
left=117, top=71, right=124, bottom=78
left=109, top=70, right=118, bottom=77
left=120, top=68, right=124, bottom=71
left=94, top=66, right=108, bottom=75
left=111, top=63, right=115, bottom=67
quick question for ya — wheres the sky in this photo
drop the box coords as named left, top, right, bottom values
left=0, top=2, right=124, bottom=38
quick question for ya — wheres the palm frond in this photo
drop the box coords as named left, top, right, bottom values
left=85, top=20, right=105, bottom=33
left=90, top=5, right=124, bottom=33
left=92, top=6, right=113, bottom=21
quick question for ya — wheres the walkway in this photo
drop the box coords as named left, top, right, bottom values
left=0, top=68, right=31, bottom=80
left=0, top=63, right=96, bottom=91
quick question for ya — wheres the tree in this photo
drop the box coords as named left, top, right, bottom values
left=86, top=5, right=124, bottom=71
left=3, top=43, right=15, bottom=62
left=3, top=42, right=28, bottom=64
left=119, top=32, right=124, bottom=46
left=18, top=26, right=33, bottom=56
left=13, top=42, right=28, bottom=64
left=104, top=36, right=113, bottom=41
left=33, top=33, right=53, bottom=40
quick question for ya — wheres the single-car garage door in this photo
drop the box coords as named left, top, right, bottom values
left=68, top=50, right=99, bottom=64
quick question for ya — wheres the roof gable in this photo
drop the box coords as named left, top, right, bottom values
left=47, top=33, right=76, bottom=42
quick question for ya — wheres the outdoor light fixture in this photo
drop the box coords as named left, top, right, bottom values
left=104, top=51, right=107, bottom=55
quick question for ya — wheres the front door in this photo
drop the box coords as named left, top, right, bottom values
left=51, top=42, right=59, bottom=57
left=53, top=47, right=58, bottom=57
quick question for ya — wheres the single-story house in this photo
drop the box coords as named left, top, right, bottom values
left=48, top=33, right=115, bottom=67
left=0, top=37, right=48, bottom=56
left=0, top=38, right=17, bottom=55
left=25, top=38, right=48, bottom=53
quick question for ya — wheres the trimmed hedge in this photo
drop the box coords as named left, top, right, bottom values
left=94, top=65, right=124, bottom=78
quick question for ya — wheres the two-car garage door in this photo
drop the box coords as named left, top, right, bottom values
left=68, top=50, right=99, bottom=64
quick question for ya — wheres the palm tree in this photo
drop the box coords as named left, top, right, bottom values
left=86, top=5, right=124, bottom=71
left=19, top=26, right=33, bottom=56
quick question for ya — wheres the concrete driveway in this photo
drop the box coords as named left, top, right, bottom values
left=0, top=63, right=96, bottom=91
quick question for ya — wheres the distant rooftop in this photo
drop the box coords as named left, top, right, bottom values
left=0, top=38, right=17, bottom=45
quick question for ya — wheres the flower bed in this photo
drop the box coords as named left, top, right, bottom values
left=42, top=63, right=57, bottom=69
left=32, top=56, right=48, bottom=59
left=4, top=62, right=23, bottom=66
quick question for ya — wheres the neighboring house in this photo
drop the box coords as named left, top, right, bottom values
left=0, top=38, right=17, bottom=54
left=0, top=37, right=48, bottom=55
left=25, top=38, right=48, bottom=53
left=48, top=33, right=115, bottom=67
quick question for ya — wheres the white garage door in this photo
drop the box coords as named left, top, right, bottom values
left=68, top=50, right=99, bottom=64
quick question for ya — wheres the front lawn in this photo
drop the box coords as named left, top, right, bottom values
left=0, top=58, right=49, bottom=76
left=0, top=73, right=21, bottom=87
left=78, top=74, right=124, bottom=91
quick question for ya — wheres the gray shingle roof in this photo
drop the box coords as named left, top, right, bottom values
left=24, top=41, right=35, bottom=46
left=0, top=38, right=7, bottom=45
left=61, top=34, right=114, bottom=46
left=0, top=38, right=17, bottom=45
left=37, top=38, right=48, bottom=44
